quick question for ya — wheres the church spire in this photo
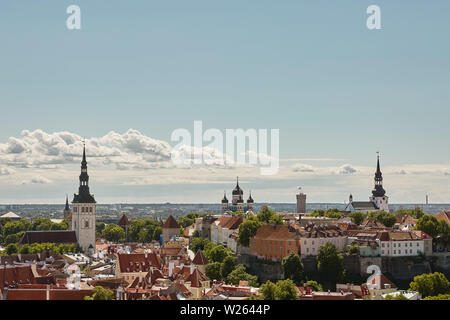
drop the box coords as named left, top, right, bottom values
left=372, top=152, right=386, bottom=197
left=65, top=194, right=70, bottom=211
left=73, top=141, right=96, bottom=204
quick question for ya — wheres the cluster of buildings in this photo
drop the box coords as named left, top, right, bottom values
left=1, top=148, right=448, bottom=301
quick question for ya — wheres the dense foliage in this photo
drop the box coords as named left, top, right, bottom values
left=317, top=242, right=345, bottom=290
left=367, top=210, right=396, bottom=227
left=409, top=272, right=450, bottom=298
left=83, top=286, right=115, bottom=300
left=259, top=279, right=298, bottom=300
left=281, top=253, right=305, bottom=285
left=0, top=217, right=68, bottom=246
left=0, top=242, right=81, bottom=256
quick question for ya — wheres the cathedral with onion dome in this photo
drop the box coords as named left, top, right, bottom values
left=221, top=177, right=254, bottom=214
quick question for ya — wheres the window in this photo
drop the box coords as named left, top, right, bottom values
left=410, top=243, right=412, bottom=247
left=394, top=250, right=396, bottom=254
left=410, top=249, right=412, bottom=254
left=73, top=207, right=78, bottom=213
left=85, top=220, right=89, bottom=228
left=382, top=243, right=385, bottom=248
left=90, top=207, right=93, bottom=213
left=312, top=241, right=314, bottom=245
left=381, top=250, right=384, bottom=254
left=393, top=243, right=396, bottom=248
left=304, top=240, right=307, bottom=245
left=405, top=250, right=407, bottom=254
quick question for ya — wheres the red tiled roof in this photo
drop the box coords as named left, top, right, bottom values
left=5, top=288, right=93, bottom=300
left=216, top=216, right=243, bottom=230
left=185, top=268, right=209, bottom=288
left=192, top=250, right=208, bottom=265
left=436, top=211, right=450, bottom=224
left=361, top=218, right=385, bottom=228
left=253, top=224, right=298, bottom=241
left=162, top=215, right=179, bottom=229
left=117, top=253, right=162, bottom=273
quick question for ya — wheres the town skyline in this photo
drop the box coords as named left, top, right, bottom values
left=0, top=131, right=448, bottom=204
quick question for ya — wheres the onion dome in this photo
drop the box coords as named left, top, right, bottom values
left=222, top=192, right=229, bottom=203
left=247, top=191, right=254, bottom=203
left=232, top=177, right=244, bottom=196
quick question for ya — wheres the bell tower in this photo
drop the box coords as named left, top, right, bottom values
left=72, top=141, right=97, bottom=254
left=369, top=152, right=389, bottom=211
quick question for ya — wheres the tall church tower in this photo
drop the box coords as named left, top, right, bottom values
left=72, top=143, right=96, bottom=254
left=63, top=195, right=72, bottom=231
left=369, top=153, right=389, bottom=212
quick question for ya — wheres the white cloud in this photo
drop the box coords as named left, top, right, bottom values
left=337, top=164, right=357, bottom=174
left=22, top=176, right=53, bottom=185
left=0, top=167, right=15, bottom=175
left=291, top=163, right=314, bottom=172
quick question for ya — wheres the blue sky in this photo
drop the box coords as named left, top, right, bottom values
left=0, top=1, right=449, bottom=203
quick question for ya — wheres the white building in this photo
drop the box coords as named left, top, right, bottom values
left=210, top=216, right=243, bottom=248
left=299, top=224, right=347, bottom=256
left=378, top=231, right=424, bottom=257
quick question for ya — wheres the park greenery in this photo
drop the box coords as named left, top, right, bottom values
left=317, top=242, right=345, bottom=290
left=258, top=279, right=298, bottom=300
left=408, top=272, right=450, bottom=298
left=0, top=242, right=81, bottom=256
left=309, top=208, right=344, bottom=219
left=0, top=217, right=68, bottom=246
left=414, top=215, right=450, bottom=246
left=83, top=286, right=115, bottom=300
left=281, top=253, right=305, bottom=285
left=347, top=244, right=360, bottom=255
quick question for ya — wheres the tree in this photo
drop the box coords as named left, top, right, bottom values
left=207, top=245, right=230, bottom=263
left=238, top=220, right=261, bottom=246
left=317, top=242, right=345, bottom=290
left=395, top=207, right=424, bottom=219
left=260, top=281, right=278, bottom=300
left=304, top=280, right=323, bottom=291
left=409, top=272, right=450, bottom=298
left=96, top=222, right=106, bottom=237
left=226, top=264, right=258, bottom=287
left=102, top=224, right=125, bottom=242
left=205, top=262, right=222, bottom=281
left=349, top=212, right=366, bottom=225
left=377, top=211, right=396, bottom=228
left=347, top=244, right=360, bottom=255
left=310, top=209, right=325, bottom=217
left=6, top=243, right=18, bottom=255
left=19, top=244, right=31, bottom=254
left=84, top=286, right=115, bottom=300
left=281, top=253, right=305, bottom=285
left=423, top=294, right=450, bottom=300
left=257, top=205, right=276, bottom=223
left=151, top=226, right=161, bottom=241
left=221, top=256, right=236, bottom=279
left=384, top=294, right=408, bottom=300
left=415, top=215, right=440, bottom=238
left=274, top=279, right=299, bottom=300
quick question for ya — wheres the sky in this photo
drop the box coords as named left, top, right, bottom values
left=0, top=1, right=449, bottom=204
